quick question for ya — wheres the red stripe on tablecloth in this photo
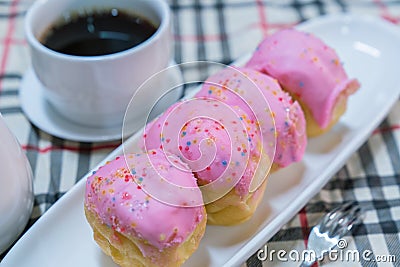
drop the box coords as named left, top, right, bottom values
left=0, top=0, right=19, bottom=92
left=373, top=0, right=400, bottom=24
left=256, top=0, right=268, bottom=37
left=298, top=207, right=310, bottom=247
left=22, top=143, right=120, bottom=153
left=299, top=207, right=318, bottom=266
left=0, top=37, right=27, bottom=46
left=373, top=124, right=400, bottom=135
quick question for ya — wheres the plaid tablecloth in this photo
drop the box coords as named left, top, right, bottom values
left=1, top=0, right=400, bottom=266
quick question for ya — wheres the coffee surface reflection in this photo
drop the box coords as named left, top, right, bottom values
left=41, top=8, right=157, bottom=56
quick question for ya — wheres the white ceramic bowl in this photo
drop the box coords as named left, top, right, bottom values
left=0, top=114, right=34, bottom=254
left=25, top=0, right=172, bottom=128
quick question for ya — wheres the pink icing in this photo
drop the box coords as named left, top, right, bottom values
left=196, top=66, right=307, bottom=168
left=84, top=150, right=205, bottom=260
left=142, top=98, right=264, bottom=197
left=245, top=28, right=360, bottom=129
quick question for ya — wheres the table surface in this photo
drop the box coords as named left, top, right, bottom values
left=1, top=0, right=400, bottom=266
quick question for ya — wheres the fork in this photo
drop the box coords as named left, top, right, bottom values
left=299, top=202, right=362, bottom=267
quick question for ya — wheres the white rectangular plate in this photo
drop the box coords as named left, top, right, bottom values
left=3, top=13, right=400, bottom=267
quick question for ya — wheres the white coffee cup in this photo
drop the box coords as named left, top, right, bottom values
left=25, top=0, right=172, bottom=128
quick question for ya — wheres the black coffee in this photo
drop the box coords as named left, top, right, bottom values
left=41, top=9, right=158, bottom=56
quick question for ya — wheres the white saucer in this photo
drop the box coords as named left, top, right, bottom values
left=20, top=63, right=183, bottom=143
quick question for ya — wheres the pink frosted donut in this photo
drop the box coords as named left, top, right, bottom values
left=142, top=99, right=270, bottom=225
left=143, top=100, right=259, bottom=187
left=245, top=28, right=360, bottom=136
left=196, top=66, right=306, bottom=169
left=84, top=150, right=206, bottom=267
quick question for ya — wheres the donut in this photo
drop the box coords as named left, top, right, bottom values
left=84, top=150, right=207, bottom=267
left=195, top=66, right=307, bottom=170
left=142, top=99, right=270, bottom=225
left=245, top=28, right=360, bottom=136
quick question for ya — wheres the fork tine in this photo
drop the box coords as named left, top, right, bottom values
left=339, top=201, right=358, bottom=212
left=319, top=204, right=345, bottom=231
left=319, top=201, right=360, bottom=232
left=340, top=206, right=362, bottom=234
left=331, top=204, right=362, bottom=237
left=327, top=201, right=356, bottom=219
